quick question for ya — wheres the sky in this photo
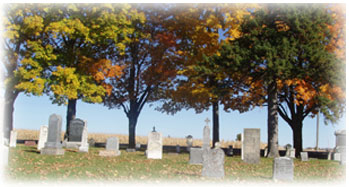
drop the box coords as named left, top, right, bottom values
left=13, top=93, right=346, bottom=149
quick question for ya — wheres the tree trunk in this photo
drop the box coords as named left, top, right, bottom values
left=212, top=101, right=219, bottom=148
left=3, top=88, right=19, bottom=142
left=66, top=99, right=77, bottom=141
left=267, top=80, right=280, bottom=158
left=291, top=120, right=303, bottom=158
left=128, top=113, right=138, bottom=149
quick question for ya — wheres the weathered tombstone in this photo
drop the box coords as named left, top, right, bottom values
left=37, top=125, right=48, bottom=151
left=189, top=148, right=203, bottom=164
left=285, top=144, right=295, bottom=158
left=176, top=144, right=180, bottom=153
left=242, top=128, right=260, bottom=164
left=273, top=157, right=294, bottom=181
left=136, top=143, right=141, bottom=150
left=186, top=135, right=193, bottom=152
left=78, top=124, right=89, bottom=152
left=264, top=146, right=268, bottom=157
left=88, top=138, right=96, bottom=147
left=333, top=152, right=341, bottom=161
left=289, top=148, right=296, bottom=158
left=99, top=137, right=121, bottom=156
left=203, top=119, right=211, bottom=149
left=227, top=145, right=234, bottom=156
left=146, top=129, right=163, bottom=159
left=41, top=114, right=65, bottom=155
left=300, top=152, right=308, bottom=161
left=334, top=130, right=346, bottom=165
left=9, top=130, right=17, bottom=148
left=126, top=148, right=136, bottom=152
left=202, top=146, right=225, bottom=178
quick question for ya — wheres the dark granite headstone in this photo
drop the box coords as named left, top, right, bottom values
left=68, top=118, right=85, bottom=142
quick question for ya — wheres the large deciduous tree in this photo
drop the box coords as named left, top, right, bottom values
left=217, top=4, right=345, bottom=157
left=103, top=4, right=178, bottom=149
left=157, top=4, right=256, bottom=147
left=9, top=4, right=129, bottom=140
left=2, top=4, right=47, bottom=141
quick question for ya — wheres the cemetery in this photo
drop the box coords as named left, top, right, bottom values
left=1, top=3, right=346, bottom=185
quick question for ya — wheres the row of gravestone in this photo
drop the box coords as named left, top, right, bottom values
left=189, top=126, right=295, bottom=180
left=6, top=114, right=346, bottom=180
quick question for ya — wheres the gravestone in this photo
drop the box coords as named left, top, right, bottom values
left=242, top=128, right=260, bottom=164
left=68, top=118, right=85, bottom=142
left=273, top=157, right=294, bottom=181
left=189, top=148, right=203, bottom=164
left=264, top=146, right=268, bottom=157
left=136, top=143, right=141, bottom=150
left=99, top=137, right=121, bottom=156
left=285, top=145, right=295, bottom=158
left=300, top=152, right=308, bottom=161
left=37, top=126, right=48, bottom=151
left=41, top=114, right=65, bottom=155
left=227, top=145, right=234, bottom=156
left=203, top=119, right=210, bottom=149
left=78, top=124, right=89, bottom=152
left=88, top=138, right=96, bottom=147
left=333, top=152, right=341, bottom=161
left=289, top=148, right=296, bottom=158
left=202, top=147, right=225, bottom=178
left=24, top=141, right=36, bottom=146
left=146, top=130, right=163, bottom=159
left=126, top=148, right=136, bottom=152
left=186, top=135, right=193, bottom=152
left=334, top=130, right=346, bottom=165
left=9, top=130, right=17, bottom=148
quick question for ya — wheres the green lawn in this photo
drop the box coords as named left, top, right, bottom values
left=5, top=145, right=345, bottom=183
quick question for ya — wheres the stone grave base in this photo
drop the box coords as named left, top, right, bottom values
left=79, top=146, right=89, bottom=153
left=126, top=148, right=136, bottom=152
left=24, top=141, right=36, bottom=146
left=63, top=141, right=81, bottom=149
left=41, top=148, right=65, bottom=155
left=99, top=150, right=120, bottom=157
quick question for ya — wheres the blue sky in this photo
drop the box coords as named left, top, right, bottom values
left=13, top=93, right=346, bottom=149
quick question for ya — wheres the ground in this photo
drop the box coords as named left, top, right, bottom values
left=5, top=144, right=345, bottom=184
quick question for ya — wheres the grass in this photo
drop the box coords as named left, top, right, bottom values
left=5, top=144, right=345, bottom=184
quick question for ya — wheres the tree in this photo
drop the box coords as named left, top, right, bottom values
left=102, top=4, right=178, bottom=149
left=157, top=4, right=257, bottom=147
left=217, top=4, right=345, bottom=157
left=2, top=4, right=47, bottom=141
left=11, top=4, right=129, bottom=140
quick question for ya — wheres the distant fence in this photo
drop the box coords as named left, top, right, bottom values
left=16, top=139, right=330, bottom=159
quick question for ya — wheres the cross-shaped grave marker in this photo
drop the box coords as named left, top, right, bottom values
left=205, top=118, right=211, bottom=126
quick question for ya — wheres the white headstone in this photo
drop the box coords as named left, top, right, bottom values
left=146, top=131, right=163, bottom=159
left=202, top=147, right=225, bottom=178
left=273, top=157, right=294, bottom=181
left=37, top=126, right=48, bottom=151
left=9, top=130, right=17, bottom=148
left=79, top=122, right=89, bottom=152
